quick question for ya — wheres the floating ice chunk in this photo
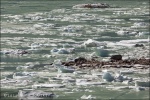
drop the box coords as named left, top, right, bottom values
left=1, top=78, right=33, bottom=87
left=73, top=71, right=87, bottom=75
left=57, top=48, right=70, bottom=54
left=60, top=25, right=83, bottom=33
left=122, top=80, right=130, bottom=85
left=66, top=57, right=75, bottom=62
left=80, top=95, right=96, bottom=99
left=42, top=54, right=55, bottom=58
left=138, top=32, right=149, bottom=36
left=102, top=69, right=109, bottom=72
left=51, top=47, right=75, bottom=54
left=129, top=18, right=144, bottom=21
left=82, top=74, right=99, bottom=79
left=28, top=43, right=42, bottom=50
left=94, top=46, right=109, bottom=57
left=53, top=63, right=75, bottom=73
left=33, top=23, right=44, bottom=28
left=16, top=65, right=33, bottom=70
left=32, top=84, right=65, bottom=88
left=13, top=73, right=32, bottom=80
left=51, top=48, right=59, bottom=53
left=72, top=88, right=80, bottom=92
left=92, top=72, right=103, bottom=77
left=31, top=16, right=43, bottom=21
left=63, top=26, right=75, bottom=33
left=33, top=23, right=56, bottom=29
left=131, top=22, right=148, bottom=28
left=120, top=70, right=134, bottom=74
left=50, top=8, right=66, bottom=13
left=51, top=48, right=69, bottom=54
left=76, top=81, right=106, bottom=86
left=106, top=86, right=133, bottom=90
left=1, top=78, right=26, bottom=84
left=18, top=89, right=55, bottom=100
left=83, top=39, right=98, bottom=47
left=57, top=67, right=75, bottom=73
left=52, top=75, right=75, bottom=83
left=114, top=73, right=124, bottom=82
left=85, top=89, right=94, bottom=92
left=102, top=72, right=114, bottom=82
left=53, top=59, right=62, bottom=65
left=102, top=58, right=110, bottom=62
left=116, top=30, right=129, bottom=36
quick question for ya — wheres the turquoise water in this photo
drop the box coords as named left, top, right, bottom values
left=1, top=0, right=149, bottom=99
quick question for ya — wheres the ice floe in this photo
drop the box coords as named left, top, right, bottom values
left=18, top=89, right=55, bottom=100
left=80, top=94, right=96, bottom=99
left=82, top=39, right=98, bottom=47
left=32, top=84, right=65, bottom=88
left=53, top=61, right=75, bottom=73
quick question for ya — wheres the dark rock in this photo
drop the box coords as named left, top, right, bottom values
left=110, top=55, right=122, bottom=61
left=17, top=50, right=30, bottom=55
left=134, top=44, right=144, bottom=47
left=61, top=56, right=149, bottom=69
left=74, top=57, right=87, bottom=63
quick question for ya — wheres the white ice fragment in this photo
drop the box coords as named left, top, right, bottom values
left=80, top=95, right=96, bottom=100
left=116, top=30, right=129, bottom=36
left=120, top=70, right=134, bottom=74
left=32, top=84, right=65, bottom=88
left=76, top=81, right=106, bottom=86
left=83, top=39, right=98, bottom=47
left=122, top=80, right=130, bottom=85
left=51, top=47, right=75, bottom=54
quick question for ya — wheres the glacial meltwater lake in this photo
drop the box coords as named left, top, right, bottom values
left=0, top=0, right=150, bottom=100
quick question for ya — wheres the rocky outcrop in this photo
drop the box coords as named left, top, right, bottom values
left=61, top=57, right=150, bottom=69
left=134, top=44, right=144, bottom=47
left=73, top=3, right=110, bottom=9
left=110, top=55, right=122, bottom=61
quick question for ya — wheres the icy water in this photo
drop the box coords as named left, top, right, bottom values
left=0, top=0, right=150, bottom=100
